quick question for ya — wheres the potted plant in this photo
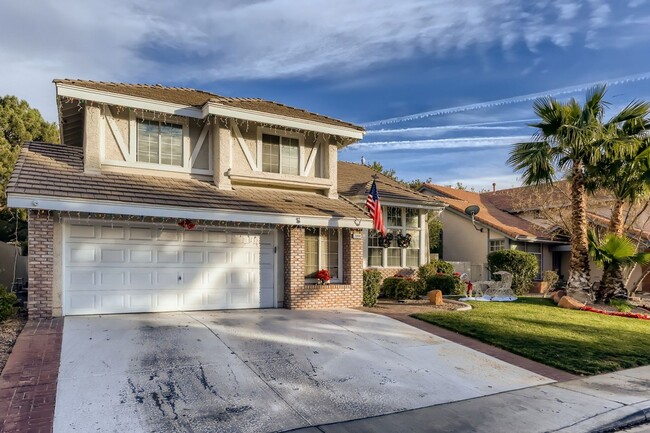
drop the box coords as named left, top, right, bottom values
left=317, top=269, right=331, bottom=285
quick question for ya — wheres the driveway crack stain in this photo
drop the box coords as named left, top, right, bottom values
left=183, top=312, right=312, bottom=425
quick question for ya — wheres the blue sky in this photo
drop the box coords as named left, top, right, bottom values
left=2, top=0, right=650, bottom=190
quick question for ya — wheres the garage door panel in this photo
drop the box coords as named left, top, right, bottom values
left=129, top=227, right=153, bottom=240
left=69, top=247, right=96, bottom=264
left=69, top=224, right=96, bottom=238
left=64, top=223, right=276, bottom=315
left=100, top=248, right=125, bottom=263
left=130, top=250, right=153, bottom=263
left=100, top=226, right=125, bottom=240
left=157, top=229, right=179, bottom=241
left=129, top=271, right=153, bottom=286
left=99, top=271, right=125, bottom=287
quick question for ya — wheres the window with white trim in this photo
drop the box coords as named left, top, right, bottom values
left=305, top=228, right=341, bottom=281
left=137, top=120, right=183, bottom=166
left=367, top=206, right=422, bottom=268
left=489, top=239, right=506, bottom=252
left=262, top=133, right=299, bottom=175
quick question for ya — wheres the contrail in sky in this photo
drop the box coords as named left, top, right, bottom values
left=364, top=71, right=650, bottom=127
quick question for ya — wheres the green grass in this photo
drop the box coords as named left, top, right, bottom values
left=414, top=298, right=650, bottom=376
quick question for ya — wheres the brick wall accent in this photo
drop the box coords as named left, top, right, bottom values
left=284, top=227, right=363, bottom=309
left=27, top=210, right=55, bottom=318
left=283, top=226, right=305, bottom=308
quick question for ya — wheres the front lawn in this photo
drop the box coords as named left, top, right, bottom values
left=414, top=298, right=650, bottom=376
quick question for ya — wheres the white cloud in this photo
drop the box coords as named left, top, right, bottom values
left=350, top=135, right=530, bottom=151
left=0, top=0, right=639, bottom=121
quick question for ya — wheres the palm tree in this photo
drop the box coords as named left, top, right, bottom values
left=588, top=230, right=650, bottom=301
left=586, top=106, right=650, bottom=235
left=508, top=86, right=605, bottom=296
left=508, top=85, right=649, bottom=298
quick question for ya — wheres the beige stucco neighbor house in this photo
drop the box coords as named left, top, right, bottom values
left=8, top=79, right=379, bottom=318
left=419, top=183, right=650, bottom=293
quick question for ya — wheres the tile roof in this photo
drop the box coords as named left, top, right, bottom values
left=54, top=79, right=364, bottom=133
left=337, top=162, right=445, bottom=208
left=420, top=184, right=552, bottom=240
left=483, top=181, right=613, bottom=213
left=8, top=142, right=368, bottom=221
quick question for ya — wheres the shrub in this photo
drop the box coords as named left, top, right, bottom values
left=363, top=270, right=382, bottom=307
left=487, top=249, right=539, bottom=296
left=417, top=260, right=454, bottom=281
left=610, top=299, right=632, bottom=313
left=393, top=279, right=421, bottom=300
left=0, top=286, right=18, bottom=321
left=542, top=270, right=559, bottom=297
left=425, top=273, right=464, bottom=295
left=381, top=277, right=403, bottom=298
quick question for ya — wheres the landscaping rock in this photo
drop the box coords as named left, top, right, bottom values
left=552, top=290, right=567, bottom=304
left=558, top=296, right=585, bottom=310
left=428, top=290, right=443, bottom=305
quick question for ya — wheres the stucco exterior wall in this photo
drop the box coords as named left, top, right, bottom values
left=441, top=210, right=488, bottom=280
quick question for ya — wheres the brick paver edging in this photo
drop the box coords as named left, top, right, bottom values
left=383, top=313, right=578, bottom=382
left=0, top=319, right=63, bottom=433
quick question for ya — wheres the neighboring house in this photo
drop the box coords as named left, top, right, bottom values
left=337, top=162, right=446, bottom=279
left=7, top=79, right=375, bottom=318
left=419, top=183, right=650, bottom=292
left=419, top=184, right=565, bottom=282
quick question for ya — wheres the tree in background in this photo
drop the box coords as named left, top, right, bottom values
left=508, top=85, right=649, bottom=299
left=0, top=95, right=58, bottom=243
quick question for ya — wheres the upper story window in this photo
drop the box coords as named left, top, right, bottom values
left=261, top=133, right=299, bottom=175
left=137, top=120, right=183, bottom=166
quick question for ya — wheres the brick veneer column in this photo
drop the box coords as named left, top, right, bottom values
left=284, top=226, right=305, bottom=309
left=28, top=210, right=55, bottom=318
left=343, top=228, right=363, bottom=288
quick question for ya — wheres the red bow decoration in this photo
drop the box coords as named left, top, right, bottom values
left=178, top=219, right=196, bottom=230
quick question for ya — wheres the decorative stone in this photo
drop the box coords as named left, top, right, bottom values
left=552, top=290, right=567, bottom=304
left=558, top=296, right=585, bottom=310
left=428, top=290, right=443, bottom=305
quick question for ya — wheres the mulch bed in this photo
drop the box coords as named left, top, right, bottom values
left=0, top=315, right=27, bottom=374
left=359, top=298, right=469, bottom=315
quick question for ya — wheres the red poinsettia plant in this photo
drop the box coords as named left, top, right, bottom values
left=178, top=219, right=196, bottom=230
left=316, top=269, right=331, bottom=284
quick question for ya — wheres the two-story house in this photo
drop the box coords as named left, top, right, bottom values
left=8, top=80, right=378, bottom=317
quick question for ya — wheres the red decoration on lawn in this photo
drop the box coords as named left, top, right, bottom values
left=316, top=269, right=331, bottom=284
left=178, top=219, right=196, bottom=230
left=581, top=305, right=650, bottom=320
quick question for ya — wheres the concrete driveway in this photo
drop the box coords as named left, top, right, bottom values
left=54, top=309, right=553, bottom=433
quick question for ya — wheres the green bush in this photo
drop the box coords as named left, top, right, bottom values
left=381, top=277, right=403, bottom=298
left=426, top=274, right=464, bottom=295
left=417, top=260, right=454, bottom=281
left=487, top=249, right=539, bottom=296
left=393, top=279, right=422, bottom=300
left=0, top=286, right=18, bottom=321
left=610, top=299, right=632, bottom=313
left=363, top=270, right=382, bottom=307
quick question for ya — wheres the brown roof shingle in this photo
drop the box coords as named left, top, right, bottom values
left=8, top=142, right=368, bottom=221
left=54, top=79, right=364, bottom=133
left=337, top=162, right=445, bottom=208
left=420, top=184, right=552, bottom=239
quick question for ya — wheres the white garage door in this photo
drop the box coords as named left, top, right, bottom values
left=63, top=221, right=275, bottom=315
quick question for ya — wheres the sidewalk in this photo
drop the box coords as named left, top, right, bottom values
left=285, top=365, right=650, bottom=433
left=0, top=319, right=64, bottom=433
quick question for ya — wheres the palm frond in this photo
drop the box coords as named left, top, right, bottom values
left=507, top=141, right=555, bottom=185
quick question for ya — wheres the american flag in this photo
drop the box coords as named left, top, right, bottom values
left=366, top=180, right=386, bottom=235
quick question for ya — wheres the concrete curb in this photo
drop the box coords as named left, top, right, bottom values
left=560, top=402, right=650, bottom=433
